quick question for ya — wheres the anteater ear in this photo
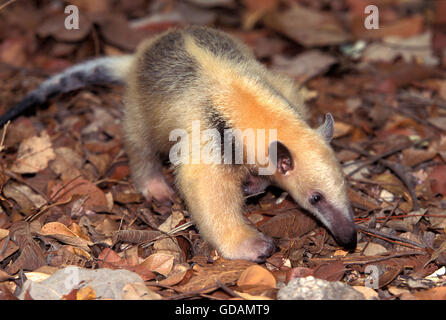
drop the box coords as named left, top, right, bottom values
left=318, top=113, right=334, bottom=142
left=268, top=141, right=294, bottom=175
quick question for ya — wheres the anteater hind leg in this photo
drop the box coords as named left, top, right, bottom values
left=123, top=108, right=174, bottom=205
left=176, top=164, right=275, bottom=262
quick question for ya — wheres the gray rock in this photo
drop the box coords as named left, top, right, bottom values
left=18, top=266, right=147, bottom=300
left=278, top=276, right=366, bottom=300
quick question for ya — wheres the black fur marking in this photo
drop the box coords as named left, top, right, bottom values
left=205, top=106, right=235, bottom=164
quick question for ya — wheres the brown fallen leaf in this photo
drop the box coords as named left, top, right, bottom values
left=7, top=221, right=46, bottom=274
left=49, top=178, right=108, bottom=211
left=95, top=14, right=146, bottom=51
left=402, top=146, right=437, bottom=167
left=97, top=248, right=156, bottom=281
left=352, top=14, right=424, bottom=40
left=138, top=252, right=175, bottom=277
left=10, top=131, right=56, bottom=174
left=87, top=153, right=111, bottom=177
left=347, top=188, right=379, bottom=211
left=271, top=50, right=337, bottom=84
left=0, top=283, right=19, bottom=300
left=260, top=210, right=317, bottom=239
left=373, top=172, right=412, bottom=211
left=362, top=32, right=438, bottom=67
left=2, top=182, right=47, bottom=215
left=37, top=13, right=92, bottom=42
left=427, top=165, right=446, bottom=197
left=237, top=265, right=276, bottom=289
left=0, top=237, right=19, bottom=263
left=377, top=265, right=403, bottom=289
left=50, top=147, right=83, bottom=181
left=411, top=286, right=446, bottom=300
left=113, top=192, right=144, bottom=204
left=264, top=4, right=350, bottom=47
left=285, top=267, right=314, bottom=283
left=40, top=222, right=92, bottom=252
left=0, top=37, right=27, bottom=67
left=121, top=282, right=162, bottom=300
left=97, top=248, right=129, bottom=269
left=76, top=286, right=96, bottom=300
left=312, top=261, right=346, bottom=282
left=176, top=259, right=255, bottom=293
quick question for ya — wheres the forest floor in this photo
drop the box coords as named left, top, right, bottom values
left=0, top=0, right=446, bottom=300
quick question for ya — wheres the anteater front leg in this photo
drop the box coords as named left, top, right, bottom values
left=176, top=164, right=275, bottom=262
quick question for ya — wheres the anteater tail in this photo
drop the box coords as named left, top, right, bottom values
left=0, top=55, right=134, bottom=127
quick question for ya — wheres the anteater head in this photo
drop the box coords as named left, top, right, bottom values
left=268, top=114, right=357, bottom=250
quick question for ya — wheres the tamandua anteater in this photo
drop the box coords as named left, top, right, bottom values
left=0, top=26, right=357, bottom=262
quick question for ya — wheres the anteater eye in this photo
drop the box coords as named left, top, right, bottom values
left=309, top=193, right=322, bottom=205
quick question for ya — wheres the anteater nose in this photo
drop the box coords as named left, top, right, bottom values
left=334, top=225, right=357, bottom=251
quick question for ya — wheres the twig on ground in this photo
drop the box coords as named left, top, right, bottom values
left=357, top=225, right=426, bottom=249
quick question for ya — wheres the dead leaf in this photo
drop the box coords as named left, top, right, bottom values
left=412, top=286, right=446, bottom=300
left=264, top=4, right=350, bottom=47
left=121, top=282, right=162, bottom=300
left=87, top=153, right=110, bottom=177
left=0, top=283, right=18, bottom=300
left=373, top=172, right=412, bottom=210
left=271, top=50, right=336, bottom=84
left=353, top=14, right=424, bottom=40
left=158, top=210, right=185, bottom=232
left=237, top=265, right=276, bottom=289
left=2, top=182, right=46, bottom=215
left=50, top=147, right=83, bottom=181
left=7, top=221, right=46, bottom=274
left=49, top=178, right=108, bottom=211
left=260, top=210, right=317, bottom=239
left=96, top=14, right=145, bottom=51
left=37, top=13, right=92, bottom=42
left=10, top=131, right=56, bottom=174
left=159, top=263, right=190, bottom=286
left=70, top=0, right=110, bottom=13
left=76, top=286, right=96, bottom=300
left=114, top=192, right=144, bottom=204
left=285, top=267, right=314, bottom=283
left=40, top=222, right=92, bottom=252
left=402, top=146, right=437, bottom=167
left=0, top=237, right=19, bottom=263
left=177, top=259, right=254, bottom=293
left=427, top=165, right=446, bottom=197
left=363, top=243, right=388, bottom=256
left=313, top=261, right=346, bottom=282
left=0, top=228, right=8, bottom=239
left=347, top=189, right=379, bottom=211
left=138, top=252, right=174, bottom=277
left=362, top=32, right=438, bottom=66
left=352, top=286, right=378, bottom=300
left=97, top=248, right=129, bottom=269
left=333, top=121, right=353, bottom=139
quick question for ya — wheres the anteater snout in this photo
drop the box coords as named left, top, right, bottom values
left=333, top=224, right=357, bottom=251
